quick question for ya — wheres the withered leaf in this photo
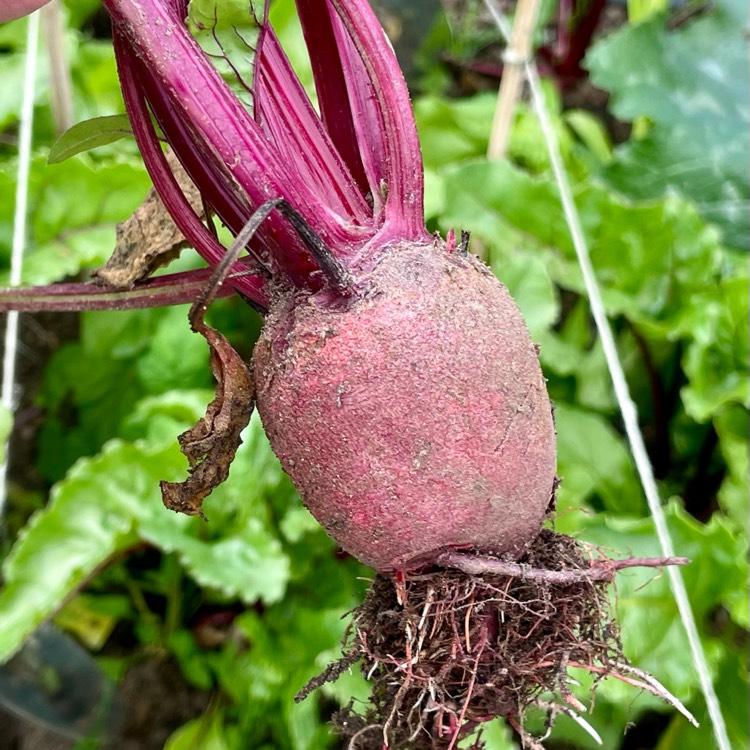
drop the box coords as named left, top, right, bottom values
left=160, top=319, right=255, bottom=517
left=94, top=150, right=205, bottom=289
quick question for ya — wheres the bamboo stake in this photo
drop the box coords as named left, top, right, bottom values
left=474, top=0, right=543, bottom=261
left=487, top=0, right=543, bottom=160
left=41, top=0, right=74, bottom=134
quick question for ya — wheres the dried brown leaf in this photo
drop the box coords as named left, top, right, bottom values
left=94, top=150, right=204, bottom=289
left=160, top=319, right=255, bottom=517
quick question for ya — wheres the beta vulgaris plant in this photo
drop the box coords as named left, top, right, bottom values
left=1, top=0, right=694, bottom=747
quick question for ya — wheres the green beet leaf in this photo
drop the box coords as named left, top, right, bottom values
left=553, top=403, right=644, bottom=518
left=680, top=274, right=750, bottom=422
left=165, top=708, right=232, bottom=750
left=714, top=406, right=750, bottom=535
left=586, top=0, right=750, bottom=250
left=0, top=398, right=293, bottom=663
left=48, top=115, right=134, bottom=164
left=0, top=155, right=151, bottom=285
left=0, top=440, right=182, bottom=663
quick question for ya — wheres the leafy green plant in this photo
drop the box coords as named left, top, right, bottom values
left=586, top=0, right=749, bottom=251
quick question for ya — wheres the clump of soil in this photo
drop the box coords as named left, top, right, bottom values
left=302, top=530, right=688, bottom=749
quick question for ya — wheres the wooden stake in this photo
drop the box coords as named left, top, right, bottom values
left=487, top=0, right=543, bottom=160
left=41, top=0, right=74, bottom=135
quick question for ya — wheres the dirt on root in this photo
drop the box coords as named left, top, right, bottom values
left=308, top=530, right=626, bottom=749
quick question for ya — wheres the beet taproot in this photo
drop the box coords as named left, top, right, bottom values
left=253, top=241, right=557, bottom=572
left=98, top=1, right=560, bottom=572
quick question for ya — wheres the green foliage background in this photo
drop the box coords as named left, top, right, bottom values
left=0, top=1, right=747, bottom=748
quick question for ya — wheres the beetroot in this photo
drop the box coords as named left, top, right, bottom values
left=254, top=241, right=556, bottom=571
left=96, top=0, right=558, bottom=571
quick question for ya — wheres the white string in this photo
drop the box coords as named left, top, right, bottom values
left=0, top=12, right=41, bottom=521
left=482, top=2, right=730, bottom=748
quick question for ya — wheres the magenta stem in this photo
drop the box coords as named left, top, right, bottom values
left=328, top=0, right=427, bottom=240
left=104, top=0, right=361, bottom=269
left=0, top=267, right=268, bottom=313
left=254, top=30, right=371, bottom=231
left=114, top=33, right=270, bottom=307
left=294, top=0, right=369, bottom=198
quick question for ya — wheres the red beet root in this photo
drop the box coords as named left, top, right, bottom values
left=97, top=1, right=559, bottom=572
left=254, top=241, right=557, bottom=571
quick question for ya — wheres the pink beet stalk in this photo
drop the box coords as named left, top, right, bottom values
left=1, top=0, right=430, bottom=311
left=102, top=0, right=429, bottom=295
left=0, top=0, right=51, bottom=22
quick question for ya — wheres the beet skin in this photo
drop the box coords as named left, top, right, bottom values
left=253, top=241, right=557, bottom=572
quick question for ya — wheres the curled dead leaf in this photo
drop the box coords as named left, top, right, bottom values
left=160, top=318, right=255, bottom=517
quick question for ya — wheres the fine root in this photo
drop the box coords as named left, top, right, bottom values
left=300, top=530, right=692, bottom=749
